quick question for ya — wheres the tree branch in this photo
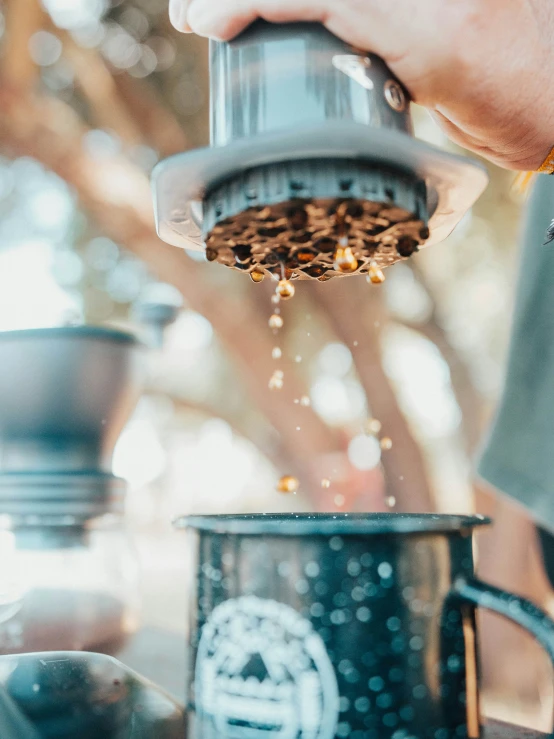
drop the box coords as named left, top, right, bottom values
left=145, top=389, right=288, bottom=471
left=1, top=0, right=44, bottom=90
left=60, top=33, right=145, bottom=146
left=111, top=73, right=191, bottom=156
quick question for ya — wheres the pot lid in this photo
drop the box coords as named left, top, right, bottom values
left=0, top=472, right=125, bottom=519
left=175, top=512, right=491, bottom=536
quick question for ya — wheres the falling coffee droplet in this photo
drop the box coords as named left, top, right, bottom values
left=386, top=496, right=396, bottom=508
left=300, top=395, right=311, bottom=407
left=277, top=279, right=295, bottom=300
left=364, top=418, right=382, bottom=436
left=269, top=314, right=284, bottom=330
left=277, top=475, right=299, bottom=494
left=334, top=245, right=358, bottom=273
left=321, top=479, right=331, bottom=489
left=272, top=347, right=282, bottom=360
left=368, top=261, right=385, bottom=284
left=268, top=371, right=284, bottom=391
left=380, top=437, right=393, bottom=451
left=250, top=270, right=265, bottom=283
left=271, top=294, right=281, bottom=306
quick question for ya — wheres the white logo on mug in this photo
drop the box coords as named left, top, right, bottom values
left=195, top=595, right=340, bottom=739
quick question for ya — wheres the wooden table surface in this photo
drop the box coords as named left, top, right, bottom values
left=122, top=630, right=550, bottom=738
left=485, top=723, right=548, bottom=738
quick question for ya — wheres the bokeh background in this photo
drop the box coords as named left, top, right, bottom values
left=0, top=0, right=551, bottom=730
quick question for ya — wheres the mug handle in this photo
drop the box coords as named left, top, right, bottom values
left=452, top=576, right=554, bottom=736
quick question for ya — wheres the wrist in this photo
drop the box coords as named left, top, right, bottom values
left=536, top=145, right=554, bottom=175
left=517, top=81, right=554, bottom=172
left=505, top=135, right=554, bottom=174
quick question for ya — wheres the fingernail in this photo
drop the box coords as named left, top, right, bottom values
left=169, top=0, right=192, bottom=31
left=186, top=0, right=212, bottom=34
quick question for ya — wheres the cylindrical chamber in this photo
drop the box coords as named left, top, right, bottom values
left=209, top=20, right=412, bottom=147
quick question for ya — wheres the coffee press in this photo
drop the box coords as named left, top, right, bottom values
left=152, top=21, right=488, bottom=281
left=0, top=326, right=144, bottom=655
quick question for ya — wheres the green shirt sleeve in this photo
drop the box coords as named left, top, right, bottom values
left=477, top=175, right=554, bottom=532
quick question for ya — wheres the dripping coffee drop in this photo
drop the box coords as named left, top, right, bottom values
left=277, top=475, right=299, bottom=494
left=277, top=280, right=295, bottom=300
left=368, top=261, right=385, bottom=284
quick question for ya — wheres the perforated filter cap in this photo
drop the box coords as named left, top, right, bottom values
left=203, top=159, right=428, bottom=280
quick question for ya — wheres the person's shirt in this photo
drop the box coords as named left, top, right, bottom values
left=478, top=175, right=554, bottom=532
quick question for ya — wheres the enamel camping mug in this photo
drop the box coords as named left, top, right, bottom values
left=177, top=513, right=554, bottom=739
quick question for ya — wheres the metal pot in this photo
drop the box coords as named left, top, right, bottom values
left=0, top=326, right=144, bottom=522
left=177, top=513, right=554, bottom=739
left=0, top=326, right=143, bottom=474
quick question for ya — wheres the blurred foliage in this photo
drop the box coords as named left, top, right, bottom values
left=0, top=0, right=529, bottom=516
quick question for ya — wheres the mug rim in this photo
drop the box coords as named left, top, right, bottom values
left=174, top=512, right=490, bottom=536
left=0, top=326, right=138, bottom=345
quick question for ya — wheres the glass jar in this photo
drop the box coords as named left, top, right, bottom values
left=0, top=513, right=139, bottom=656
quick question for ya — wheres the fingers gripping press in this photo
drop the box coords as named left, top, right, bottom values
left=172, top=0, right=412, bottom=71
left=168, top=0, right=554, bottom=173
left=179, top=0, right=332, bottom=39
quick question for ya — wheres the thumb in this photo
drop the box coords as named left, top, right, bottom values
left=169, top=0, right=193, bottom=31
left=186, top=0, right=332, bottom=40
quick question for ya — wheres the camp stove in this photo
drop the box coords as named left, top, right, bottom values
left=152, top=20, right=488, bottom=281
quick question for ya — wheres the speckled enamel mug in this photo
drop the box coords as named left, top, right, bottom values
left=176, top=513, right=554, bottom=739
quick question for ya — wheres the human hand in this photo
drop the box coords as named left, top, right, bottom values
left=169, top=0, right=554, bottom=173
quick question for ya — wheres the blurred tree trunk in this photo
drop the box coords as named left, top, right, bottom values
left=1, top=0, right=44, bottom=91
left=409, top=261, right=485, bottom=453
left=310, top=279, right=435, bottom=513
